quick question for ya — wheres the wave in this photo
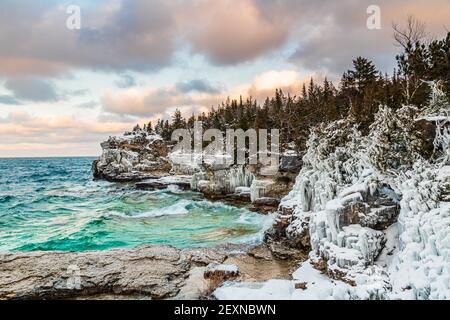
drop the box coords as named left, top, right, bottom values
left=108, top=199, right=191, bottom=219
left=0, top=156, right=272, bottom=251
left=0, top=195, right=14, bottom=204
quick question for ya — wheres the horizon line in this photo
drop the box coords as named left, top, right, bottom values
left=0, top=155, right=98, bottom=159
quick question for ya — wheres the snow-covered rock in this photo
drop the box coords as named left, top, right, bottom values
left=389, top=163, right=450, bottom=299
left=263, top=95, right=450, bottom=299
left=250, top=179, right=274, bottom=202
left=93, top=129, right=171, bottom=182
left=214, top=260, right=390, bottom=300
left=204, top=263, right=239, bottom=281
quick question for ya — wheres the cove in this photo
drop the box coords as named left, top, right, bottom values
left=0, top=157, right=273, bottom=252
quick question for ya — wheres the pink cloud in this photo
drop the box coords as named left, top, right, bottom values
left=181, top=0, right=289, bottom=64
left=101, top=70, right=318, bottom=117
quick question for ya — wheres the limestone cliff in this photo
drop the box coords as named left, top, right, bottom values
left=92, top=129, right=171, bottom=182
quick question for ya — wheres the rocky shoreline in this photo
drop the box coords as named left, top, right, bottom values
left=0, top=243, right=303, bottom=300
left=91, top=128, right=301, bottom=214
left=5, top=102, right=448, bottom=300
left=0, top=128, right=306, bottom=301
left=90, top=128, right=307, bottom=259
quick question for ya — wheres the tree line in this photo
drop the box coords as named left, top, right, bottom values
left=136, top=18, right=449, bottom=154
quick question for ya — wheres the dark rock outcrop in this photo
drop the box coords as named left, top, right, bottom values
left=250, top=197, right=280, bottom=214
left=264, top=207, right=310, bottom=260
left=280, top=155, right=303, bottom=173
left=135, top=176, right=192, bottom=191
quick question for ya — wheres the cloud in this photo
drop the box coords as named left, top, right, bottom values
left=282, top=0, right=450, bottom=75
left=115, top=74, right=137, bottom=88
left=237, top=70, right=319, bottom=102
left=1, top=0, right=448, bottom=79
left=101, top=69, right=315, bottom=117
left=97, top=112, right=140, bottom=123
left=0, top=58, right=67, bottom=77
left=4, top=76, right=59, bottom=102
left=175, top=79, right=221, bottom=94
left=182, top=0, right=289, bottom=65
left=0, top=0, right=179, bottom=76
left=0, top=95, right=21, bottom=105
left=75, top=100, right=99, bottom=109
left=0, top=110, right=134, bottom=157
left=70, top=89, right=91, bottom=96
left=0, top=0, right=293, bottom=76
left=101, top=86, right=208, bottom=117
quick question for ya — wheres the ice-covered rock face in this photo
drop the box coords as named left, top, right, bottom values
left=191, top=165, right=255, bottom=196
left=390, top=163, right=450, bottom=300
left=263, top=98, right=450, bottom=300
left=303, top=173, right=397, bottom=292
left=93, top=130, right=172, bottom=182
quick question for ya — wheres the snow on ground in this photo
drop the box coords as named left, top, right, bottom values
left=291, top=261, right=354, bottom=299
left=214, top=261, right=354, bottom=300
left=214, top=279, right=295, bottom=300
left=122, top=129, right=163, bottom=142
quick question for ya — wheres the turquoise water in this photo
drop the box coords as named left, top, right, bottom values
left=0, top=157, right=272, bottom=252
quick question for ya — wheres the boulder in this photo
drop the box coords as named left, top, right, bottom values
left=204, top=263, right=239, bottom=281
left=250, top=197, right=280, bottom=214
left=280, top=155, right=302, bottom=173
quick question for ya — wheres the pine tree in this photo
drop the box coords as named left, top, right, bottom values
left=187, top=114, right=196, bottom=134
left=171, top=108, right=185, bottom=130
left=133, top=124, right=141, bottom=132
left=161, top=120, right=171, bottom=140
left=350, top=57, right=378, bottom=92
left=301, top=83, right=307, bottom=99
left=367, top=106, right=422, bottom=172
left=147, top=121, right=153, bottom=133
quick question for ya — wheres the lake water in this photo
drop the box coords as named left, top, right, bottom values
left=0, top=157, right=272, bottom=252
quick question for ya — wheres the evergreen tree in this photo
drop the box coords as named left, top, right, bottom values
left=126, top=26, right=449, bottom=160
left=171, top=108, right=185, bottom=130
left=147, top=121, right=153, bottom=133
left=367, top=106, right=422, bottom=172
left=133, top=124, right=141, bottom=132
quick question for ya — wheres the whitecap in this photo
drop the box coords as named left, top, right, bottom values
left=109, top=200, right=191, bottom=219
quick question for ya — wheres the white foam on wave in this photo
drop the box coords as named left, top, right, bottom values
left=134, top=200, right=190, bottom=218
left=231, top=212, right=277, bottom=245
left=165, top=184, right=185, bottom=194
left=109, top=200, right=191, bottom=219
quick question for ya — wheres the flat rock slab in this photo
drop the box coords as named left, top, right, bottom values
left=135, top=175, right=192, bottom=191
left=0, top=245, right=226, bottom=300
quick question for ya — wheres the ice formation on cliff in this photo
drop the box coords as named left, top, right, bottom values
left=216, top=83, right=450, bottom=300
left=93, top=129, right=172, bottom=181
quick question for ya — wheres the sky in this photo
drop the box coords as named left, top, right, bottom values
left=0, top=0, right=449, bottom=157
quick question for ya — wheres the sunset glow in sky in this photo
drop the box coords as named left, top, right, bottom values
left=0, top=0, right=449, bottom=157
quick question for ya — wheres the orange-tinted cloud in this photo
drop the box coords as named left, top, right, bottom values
left=101, top=70, right=317, bottom=117
left=0, top=58, right=67, bottom=76
left=1, top=0, right=448, bottom=77
left=0, top=111, right=132, bottom=152
left=181, top=0, right=289, bottom=64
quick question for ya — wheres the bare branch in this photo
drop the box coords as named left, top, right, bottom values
left=393, top=15, right=428, bottom=49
